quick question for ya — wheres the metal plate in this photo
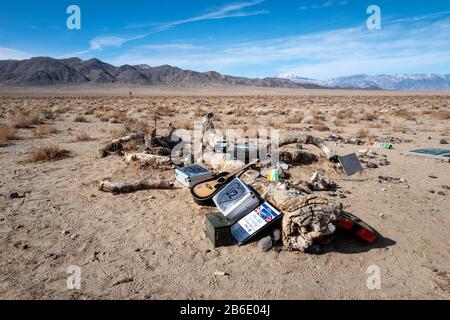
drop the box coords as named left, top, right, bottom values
left=407, top=148, right=450, bottom=162
left=338, top=153, right=363, bottom=176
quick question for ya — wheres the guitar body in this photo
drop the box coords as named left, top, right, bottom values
left=190, top=160, right=259, bottom=206
left=191, top=172, right=231, bottom=206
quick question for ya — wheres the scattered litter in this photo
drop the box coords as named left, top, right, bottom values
left=213, top=178, right=260, bottom=223
left=232, top=202, right=283, bottom=245
left=336, top=211, right=378, bottom=243
left=338, top=153, right=363, bottom=176
left=175, top=164, right=213, bottom=188
left=266, top=168, right=281, bottom=182
left=378, top=176, right=407, bottom=184
left=239, top=170, right=260, bottom=185
left=205, top=213, right=235, bottom=248
left=407, top=148, right=450, bottom=162
left=373, top=142, right=393, bottom=149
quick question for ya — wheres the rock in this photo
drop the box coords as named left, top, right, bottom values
left=272, top=229, right=282, bottom=242
left=442, top=185, right=450, bottom=190
left=8, top=192, right=20, bottom=199
left=258, top=236, right=273, bottom=252
left=214, top=271, right=228, bottom=277
left=365, top=162, right=378, bottom=169
left=429, top=175, right=438, bottom=179
left=437, top=191, right=446, bottom=196
left=440, top=139, right=448, bottom=144
left=429, top=190, right=435, bottom=194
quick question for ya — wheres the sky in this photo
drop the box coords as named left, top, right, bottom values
left=0, top=0, right=450, bottom=79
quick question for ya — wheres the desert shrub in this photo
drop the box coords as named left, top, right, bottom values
left=110, top=128, right=127, bottom=140
left=73, top=133, right=92, bottom=142
left=355, top=128, right=370, bottom=138
left=360, top=112, right=378, bottom=121
left=429, top=110, right=450, bottom=120
left=335, top=109, right=354, bottom=120
left=73, top=115, right=87, bottom=123
left=34, top=124, right=57, bottom=136
left=28, top=146, right=70, bottom=162
left=7, top=112, right=42, bottom=128
left=0, top=126, right=17, bottom=145
left=393, top=109, right=416, bottom=120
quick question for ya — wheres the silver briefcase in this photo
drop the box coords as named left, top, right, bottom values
left=213, top=178, right=260, bottom=223
left=175, top=164, right=213, bottom=188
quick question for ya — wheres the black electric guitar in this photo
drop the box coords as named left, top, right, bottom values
left=191, top=160, right=258, bottom=206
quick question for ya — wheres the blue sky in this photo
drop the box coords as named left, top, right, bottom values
left=1, top=0, right=450, bottom=79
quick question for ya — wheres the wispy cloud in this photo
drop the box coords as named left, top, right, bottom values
left=110, top=12, right=450, bottom=79
left=299, top=0, right=350, bottom=11
left=127, top=0, right=269, bottom=31
left=89, top=34, right=146, bottom=51
left=137, top=43, right=200, bottom=50
left=0, top=47, right=32, bottom=60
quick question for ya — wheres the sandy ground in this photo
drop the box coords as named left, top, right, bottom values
left=0, top=88, right=449, bottom=300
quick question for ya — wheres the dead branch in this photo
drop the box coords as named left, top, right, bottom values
left=98, top=133, right=145, bottom=158
left=99, top=180, right=174, bottom=193
left=277, top=133, right=336, bottom=160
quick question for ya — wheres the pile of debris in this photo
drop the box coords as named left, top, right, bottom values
left=95, top=116, right=380, bottom=254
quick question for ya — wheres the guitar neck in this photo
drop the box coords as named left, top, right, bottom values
left=223, top=160, right=258, bottom=180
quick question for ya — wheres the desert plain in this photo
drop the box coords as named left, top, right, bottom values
left=0, top=86, right=449, bottom=299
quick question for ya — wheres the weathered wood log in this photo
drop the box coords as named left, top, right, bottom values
left=124, top=152, right=174, bottom=170
left=277, top=133, right=336, bottom=160
left=98, top=133, right=145, bottom=158
left=99, top=180, right=174, bottom=193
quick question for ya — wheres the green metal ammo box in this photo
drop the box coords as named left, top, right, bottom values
left=205, top=213, right=235, bottom=248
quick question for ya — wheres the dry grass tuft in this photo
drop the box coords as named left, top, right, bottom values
left=393, top=109, right=416, bottom=120
left=34, top=124, right=57, bottom=137
left=73, top=115, right=88, bottom=123
left=355, top=128, right=370, bottom=138
left=0, top=126, right=17, bottom=145
left=73, top=133, right=92, bottom=142
left=27, top=146, right=70, bottom=162
left=7, top=113, right=42, bottom=128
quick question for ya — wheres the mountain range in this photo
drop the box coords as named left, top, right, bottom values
left=277, top=73, right=450, bottom=91
left=0, top=57, right=322, bottom=89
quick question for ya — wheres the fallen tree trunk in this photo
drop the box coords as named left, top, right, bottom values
left=98, top=133, right=145, bottom=158
left=277, top=133, right=336, bottom=160
left=99, top=180, right=174, bottom=193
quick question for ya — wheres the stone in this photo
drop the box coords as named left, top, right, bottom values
left=440, top=139, right=448, bottom=144
left=8, top=192, right=20, bottom=199
left=272, top=229, right=282, bottom=242
left=258, top=236, right=273, bottom=252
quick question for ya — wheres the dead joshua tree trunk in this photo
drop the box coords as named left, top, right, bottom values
left=98, top=133, right=145, bottom=158
left=280, top=195, right=343, bottom=252
left=99, top=180, right=174, bottom=193
left=277, top=133, right=336, bottom=160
